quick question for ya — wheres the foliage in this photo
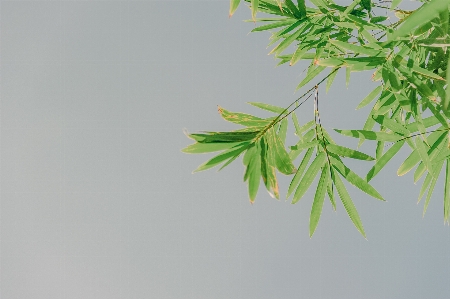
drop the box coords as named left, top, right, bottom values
left=183, top=0, right=450, bottom=237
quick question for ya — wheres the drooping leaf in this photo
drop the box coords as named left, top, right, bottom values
left=267, top=128, right=297, bottom=175
left=189, top=130, right=260, bottom=143
left=332, top=169, right=366, bottom=238
left=397, top=149, right=420, bottom=176
left=334, top=129, right=402, bottom=142
left=296, top=65, right=327, bottom=90
left=423, top=160, right=445, bottom=217
left=310, top=166, right=329, bottom=237
left=292, top=152, right=327, bottom=204
left=247, top=102, right=287, bottom=114
left=415, top=136, right=433, bottom=175
left=182, top=141, right=244, bottom=154
left=326, top=144, right=375, bottom=161
left=372, top=115, right=410, bottom=136
left=193, top=142, right=251, bottom=173
left=356, top=85, right=383, bottom=110
left=330, top=156, right=385, bottom=201
left=288, top=147, right=315, bottom=197
left=251, top=0, right=260, bottom=21
left=297, top=0, right=307, bottom=18
left=260, top=137, right=279, bottom=199
left=367, top=140, right=405, bottom=181
left=326, top=67, right=340, bottom=93
left=229, top=0, right=241, bottom=17
left=247, top=143, right=262, bottom=203
left=251, top=19, right=296, bottom=32
left=218, top=106, right=273, bottom=127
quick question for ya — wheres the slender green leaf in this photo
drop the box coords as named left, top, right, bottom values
left=218, top=106, right=273, bottom=127
left=247, top=144, right=262, bottom=203
left=247, top=102, right=287, bottom=114
left=267, top=128, right=297, bottom=175
left=330, top=156, right=385, bottom=201
left=297, top=0, right=307, bottom=18
left=423, top=160, right=445, bottom=217
left=418, top=172, right=432, bottom=202
left=251, top=19, right=296, bottom=32
left=445, top=160, right=450, bottom=224
left=372, top=115, right=410, bottom=135
left=193, top=142, right=250, bottom=173
left=415, top=136, right=433, bottom=175
left=288, top=147, right=314, bottom=197
left=332, top=169, right=366, bottom=238
left=251, top=0, right=260, bottom=21
left=229, top=0, right=241, bottom=17
left=310, top=166, right=329, bottom=237
left=182, top=141, right=244, bottom=154
left=292, top=152, right=326, bottom=204
left=444, top=46, right=450, bottom=117
left=260, top=137, right=279, bottom=199
left=326, top=67, right=340, bottom=93
left=334, top=129, right=402, bottom=142
left=388, top=0, right=450, bottom=42
left=327, top=144, right=375, bottom=161
left=356, top=85, right=382, bottom=110
left=397, top=149, right=420, bottom=176
left=366, top=140, right=405, bottom=181
left=296, top=66, right=326, bottom=90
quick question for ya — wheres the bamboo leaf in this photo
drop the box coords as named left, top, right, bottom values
left=423, top=160, right=445, bottom=217
left=332, top=169, right=366, bottom=238
left=297, top=0, right=307, bottom=18
left=367, top=140, right=405, bottom=181
left=445, top=160, right=450, bottom=224
left=326, top=67, right=340, bottom=93
left=251, top=19, right=296, bottom=32
left=292, top=152, right=326, bottom=204
left=218, top=106, right=273, bottom=127
left=326, top=144, right=375, bottom=161
left=288, top=147, right=314, bottom=197
left=229, top=0, right=241, bottom=17
left=415, top=136, right=433, bottom=175
left=372, top=115, right=410, bottom=135
left=251, top=0, right=260, bottom=21
left=334, top=129, right=402, bottom=142
left=397, top=150, right=420, bottom=176
left=330, top=156, right=385, bottom=201
left=310, top=166, right=329, bottom=237
left=182, top=141, right=244, bottom=154
left=260, top=137, right=279, bottom=199
left=193, top=142, right=250, bottom=173
left=388, top=0, right=450, bottom=42
left=296, top=66, right=326, bottom=90
left=356, top=85, right=382, bottom=110
left=330, top=39, right=386, bottom=56
left=444, top=46, right=450, bottom=117
left=267, top=128, right=297, bottom=175
left=247, top=143, right=262, bottom=203
left=247, top=102, right=287, bottom=114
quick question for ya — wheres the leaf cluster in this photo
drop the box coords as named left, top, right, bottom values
left=185, top=0, right=450, bottom=237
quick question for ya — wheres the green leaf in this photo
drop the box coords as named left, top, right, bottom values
left=309, top=166, right=329, bottom=237
left=247, top=102, right=287, bottom=114
left=297, top=0, right=307, bottom=18
left=326, top=67, right=340, bottom=93
left=193, top=142, right=250, bottom=173
left=388, top=0, right=450, bottom=42
left=417, top=37, right=450, bottom=48
left=330, top=156, right=385, bottom=201
left=251, top=19, right=296, bottom=32
left=260, top=137, right=279, bottom=199
left=284, top=0, right=302, bottom=18
left=332, top=169, right=366, bottom=238
left=391, top=0, right=402, bottom=10
left=415, top=136, right=433, bottom=175
left=267, top=128, right=297, bottom=175
left=397, top=149, right=420, bottom=176
left=366, top=140, right=405, bottom=181
left=418, top=172, right=432, bottom=203
left=218, top=106, right=273, bottom=127
left=356, top=85, right=382, bottom=110
left=326, top=144, right=375, bottom=161
left=278, top=118, right=288, bottom=143
left=372, top=115, right=410, bottom=136
left=334, top=129, right=402, bottom=142
left=292, top=152, right=326, bottom=204
left=361, top=0, right=371, bottom=12
left=330, top=39, right=386, bottom=57
left=229, top=0, right=241, bottom=17
left=444, top=47, right=450, bottom=117
left=288, top=147, right=314, bottom=197
left=290, top=46, right=309, bottom=66
left=296, top=66, right=326, bottom=90
left=423, top=160, right=445, bottom=217
left=182, top=141, right=244, bottom=154
left=251, top=0, right=260, bottom=21
left=189, top=130, right=260, bottom=143
left=327, top=173, right=336, bottom=211
left=445, top=160, right=450, bottom=224
left=271, top=26, right=303, bottom=55
left=247, top=144, right=262, bottom=203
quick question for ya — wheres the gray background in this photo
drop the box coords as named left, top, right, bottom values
left=1, top=0, right=449, bottom=298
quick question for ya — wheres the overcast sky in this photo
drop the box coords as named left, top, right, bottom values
left=1, top=0, right=449, bottom=298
